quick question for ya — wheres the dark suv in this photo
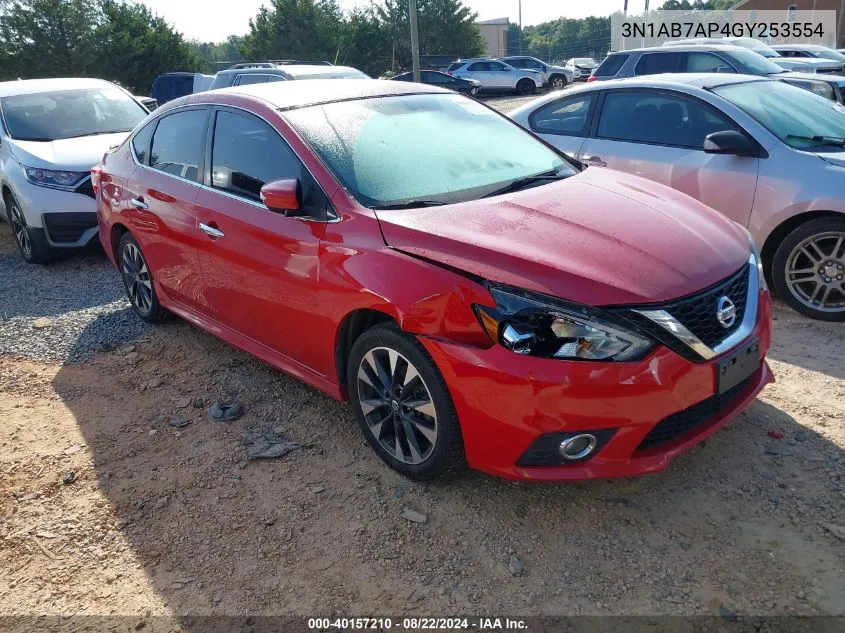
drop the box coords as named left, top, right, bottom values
left=589, top=45, right=791, bottom=82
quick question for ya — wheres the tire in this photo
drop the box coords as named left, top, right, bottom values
left=118, top=232, right=168, bottom=323
left=771, top=216, right=845, bottom=321
left=6, top=193, right=56, bottom=264
left=549, top=74, right=567, bottom=90
left=516, top=79, right=535, bottom=96
left=347, top=323, right=465, bottom=481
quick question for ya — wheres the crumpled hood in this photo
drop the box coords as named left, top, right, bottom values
left=376, top=168, right=750, bottom=306
left=8, top=132, right=130, bottom=171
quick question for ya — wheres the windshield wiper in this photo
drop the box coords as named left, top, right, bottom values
left=785, top=134, right=845, bottom=147
left=60, top=129, right=131, bottom=139
left=371, top=200, right=448, bottom=210
left=481, top=169, right=569, bottom=199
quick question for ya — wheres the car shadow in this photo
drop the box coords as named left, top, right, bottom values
left=767, top=300, right=845, bottom=380
left=44, top=311, right=845, bottom=620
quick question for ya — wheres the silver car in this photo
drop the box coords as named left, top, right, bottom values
left=446, top=58, right=543, bottom=95
left=510, top=74, right=845, bottom=320
left=498, top=56, right=577, bottom=89
left=663, top=38, right=842, bottom=74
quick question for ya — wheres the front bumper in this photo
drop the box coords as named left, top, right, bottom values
left=420, top=290, right=773, bottom=481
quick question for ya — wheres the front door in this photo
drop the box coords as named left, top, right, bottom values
left=580, top=89, right=759, bottom=227
left=194, top=108, right=330, bottom=365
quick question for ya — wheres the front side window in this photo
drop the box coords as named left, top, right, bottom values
left=598, top=91, right=735, bottom=148
left=468, top=62, right=490, bottom=72
left=149, top=109, right=207, bottom=182
left=714, top=79, right=845, bottom=151
left=210, top=110, right=326, bottom=213
left=285, top=93, right=573, bottom=207
left=725, top=49, right=786, bottom=74
left=234, top=74, right=268, bottom=86
left=686, top=52, right=736, bottom=73
left=530, top=94, right=595, bottom=137
left=490, top=62, right=510, bottom=71
left=507, top=59, right=525, bottom=68
left=0, top=87, right=148, bottom=142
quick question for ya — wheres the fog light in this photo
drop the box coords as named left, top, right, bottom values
left=559, top=434, right=597, bottom=461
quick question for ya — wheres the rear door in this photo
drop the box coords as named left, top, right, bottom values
left=526, top=92, right=596, bottom=158
left=193, top=107, right=329, bottom=364
left=578, top=89, right=759, bottom=226
left=122, top=107, right=210, bottom=311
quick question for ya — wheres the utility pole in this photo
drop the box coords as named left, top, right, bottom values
left=519, top=0, right=523, bottom=55
left=409, top=0, right=421, bottom=82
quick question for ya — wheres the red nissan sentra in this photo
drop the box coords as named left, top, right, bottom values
left=93, top=80, right=773, bottom=482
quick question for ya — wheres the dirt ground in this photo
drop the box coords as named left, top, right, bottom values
left=1, top=193, right=844, bottom=625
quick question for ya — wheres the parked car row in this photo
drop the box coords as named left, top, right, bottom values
left=89, top=78, right=774, bottom=484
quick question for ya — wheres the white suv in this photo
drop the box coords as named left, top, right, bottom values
left=498, top=56, right=578, bottom=89
left=447, top=58, right=543, bottom=95
left=0, top=78, right=148, bottom=263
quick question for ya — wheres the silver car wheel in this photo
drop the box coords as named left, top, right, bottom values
left=552, top=76, right=566, bottom=89
left=121, top=242, right=153, bottom=314
left=9, top=202, right=31, bottom=258
left=785, top=231, right=845, bottom=313
left=356, top=346, right=438, bottom=465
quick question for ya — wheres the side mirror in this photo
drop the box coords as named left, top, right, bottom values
left=260, top=179, right=302, bottom=215
left=703, top=130, right=758, bottom=157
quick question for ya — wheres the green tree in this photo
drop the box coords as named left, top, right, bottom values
left=238, top=0, right=345, bottom=63
left=337, top=6, right=393, bottom=76
left=374, top=0, right=484, bottom=70
left=95, top=0, right=203, bottom=93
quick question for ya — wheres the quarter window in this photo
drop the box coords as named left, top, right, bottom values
left=530, top=94, right=595, bottom=137
left=210, top=109, right=327, bottom=216
left=597, top=91, right=736, bottom=149
left=634, top=52, right=683, bottom=75
left=149, top=109, right=207, bottom=182
left=131, top=121, right=155, bottom=164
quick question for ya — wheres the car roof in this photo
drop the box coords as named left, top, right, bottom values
left=280, top=65, right=365, bottom=78
left=773, top=43, right=826, bottom=49
left=0, top=77, right=118, bottom=98
left=613, top=44, right=747, bottom=53
left=210, top=78, right=449, bottom=110
left=216, top=67, right=288, bottom=76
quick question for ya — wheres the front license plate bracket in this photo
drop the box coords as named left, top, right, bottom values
left=716, top=338, right=760, bottom=394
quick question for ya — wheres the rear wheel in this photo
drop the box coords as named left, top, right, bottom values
left=118, top=232, right=168, bottom=323
left=347, top=324, right=465, bottom=481
left=772, top=217, right=845, bottom=321
left=516, top=79, right=535, bottom=96
left=6, top=193, right=55, bottom=264
left=549, top=74, right=567, bottom=90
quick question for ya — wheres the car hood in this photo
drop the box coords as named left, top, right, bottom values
left=8, top=132, right=131, bottom=171
left=375, top=168, right=750, bottom=307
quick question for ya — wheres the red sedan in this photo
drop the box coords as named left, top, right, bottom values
left=93, top=80, right=773, bottom=481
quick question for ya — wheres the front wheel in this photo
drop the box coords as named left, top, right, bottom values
left=771, top=217, right=845, bottom=321
left=516, top=79, right=536, bottom=96
left=550, top=74, right=567, bottom=90
left=348, top=324, right=465, bottom=481
left=7, top=194, right=56, bottom=264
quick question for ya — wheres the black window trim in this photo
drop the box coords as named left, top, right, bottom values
left=591, top=87, right=762, bottom=154
left=132, top=104, right=211, bottom=185
left=528, top=91, right=599, bottom=138
left=202, top=104, right=335, bottom=222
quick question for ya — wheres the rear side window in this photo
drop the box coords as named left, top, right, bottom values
left=131, top=121, right=155, bottom=164
left=530, top=94, right=595, bottom=137
left=149, top=109, right=207, bottom=182
left=235, top=74, right=268, bottom=86
left=635, top=52, right=683, bottom=75
left=594, top=53, right=629, bottom=77
left=210, top=110, right=327, bottom=216
left=597, top=91, right=735, bottom=148
left=468, top=62, right=490, bottom=71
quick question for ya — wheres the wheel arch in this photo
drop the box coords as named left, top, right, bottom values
left=334, top=308, right=399, bottom=396
left=110, top=222, right=131, bottom=263
left=761, top=210, right=842, bottom=288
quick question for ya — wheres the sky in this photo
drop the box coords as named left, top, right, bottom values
left=139, top=0, right=652, bottom=43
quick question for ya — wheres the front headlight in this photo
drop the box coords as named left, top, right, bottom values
left=23, top=166, right=88, bottom=190
left=474, top=285, right=654, bottom=361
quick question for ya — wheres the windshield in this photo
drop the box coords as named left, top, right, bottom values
left=730, top=37, right=780, bottom=57
left=285, top=93, right=573, bottom=207
left=726, top=48, right=786, bottom=74
left=811, top=48, right=845, bottom=62
left=573, top=58, right=597, bottom=65
left=714, top=80, right=845, bottom=151
left=0, top=87, right=147, bottom=141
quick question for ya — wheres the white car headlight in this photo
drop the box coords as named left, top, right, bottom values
left=474, top=285, right=654, bottom=362
left=23, top=166, right=89, bottom=190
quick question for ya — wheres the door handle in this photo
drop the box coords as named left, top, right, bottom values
left=129, top=197, right=148, bottom=210
left=199, top=223, right=224, bottom=239
left=582, top=155, right=607, bottom=167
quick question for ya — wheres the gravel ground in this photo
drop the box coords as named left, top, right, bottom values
left=0, top=230, right=148, bottom=362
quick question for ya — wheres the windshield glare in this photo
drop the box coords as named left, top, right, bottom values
left=727, top=48, right=786, bottom=73
left=714, top=80, right=845, bottom=150
left=812, top=48, right=845, bottom=62
left=285, top=93, right=573, bottom=207
left=1, top=87, right=147, bottom=141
